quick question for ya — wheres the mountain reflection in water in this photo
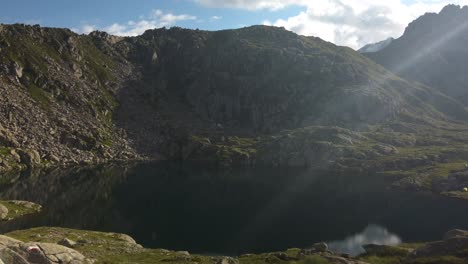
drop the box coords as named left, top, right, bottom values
left=0, top=162, right=467, bottom=256
left=328, top=225, right=401, bottom=256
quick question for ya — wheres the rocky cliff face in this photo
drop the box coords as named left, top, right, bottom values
left=0, top=23, right=467, bottom=170
left=367, top=5, right=468, bottom=105
left=111, top=26, right=467, bottom=162
left=0, top=25, right=139, bottom=171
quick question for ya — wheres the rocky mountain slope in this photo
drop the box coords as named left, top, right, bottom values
left=358, top=38, right=394, bottom=53
left=0, top=25, right=138, bottom=172
left=367, top=5, right=468, bottom=104
left=1, top=23, right=468, bottom=185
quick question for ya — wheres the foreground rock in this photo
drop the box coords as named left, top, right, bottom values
left=3, top=227, right=468, bottom=264
left=0, top=235, right=92, bottom=264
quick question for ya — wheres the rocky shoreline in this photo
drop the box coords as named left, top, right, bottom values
left=0, top=226, right=467, bottom=264
left=0, top=200, right=466, bottom=264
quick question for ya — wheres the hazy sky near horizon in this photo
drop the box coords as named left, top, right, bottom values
left=1, top=0, right=467, bottom=49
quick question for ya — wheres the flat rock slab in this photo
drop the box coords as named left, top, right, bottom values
left=0, top=239, right=92, bottom=264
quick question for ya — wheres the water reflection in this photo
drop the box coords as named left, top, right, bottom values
left=328, top=225, right=401, bottom=256
left=0, top=162, right=467, bottom=255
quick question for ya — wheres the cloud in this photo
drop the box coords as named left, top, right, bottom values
left=196, top=0, right=307, bottom=10
left=74, top=9, right=196, bottom=36
left=78, top=24, right=97, bottom=34
left=195, top=0, right=468, bottom=48
left=211, top=15, right=223, bottom=20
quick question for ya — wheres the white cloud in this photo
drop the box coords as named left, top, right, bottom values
left=74, top=10, right=196, bottom=36
left=196, top=0, right=307, bottom=10
left=78, top=24, right=97, bottom=34
left=195, top=0, right=468, bottom=48
left=211, top=15, right=223, bottom=20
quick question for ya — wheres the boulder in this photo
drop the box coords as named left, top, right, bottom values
left=271, top=252, right=296, bottom=261
left=9, top=200, right=41, bottom=211
left=114, top=233, right=137, bottom=245
left=0, top=205, right=8, bottom=220
left=0, top=235, right=22, bottom=247
left=411, top=236, right=468, bottom=258
left=0, top=124, right=20, bottom=148
left=443, top=229, right=468, bottom=240
left=0, top=247, right=29, bottom=264
left=21, top=242, right=88, bottom=264
left=10, top=62, right=23, bottom=78
left=311, top=242, right=329, bottom=252
left=58, top=238, right=77, bottom=248
left=216, top=257, right=239, bottom=264
left=17, top=149, right=41, bottom=167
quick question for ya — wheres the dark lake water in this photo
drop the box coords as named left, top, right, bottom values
left=1, top=162, right=468, bottom=256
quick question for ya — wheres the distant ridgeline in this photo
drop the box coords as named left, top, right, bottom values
left=1, top=10, right=468, bottom=197
left=367, top=4, right=468, bottom=105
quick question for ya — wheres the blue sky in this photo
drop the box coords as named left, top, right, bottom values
left=0, top=0, right=303, bottom=31
left=0, top=0, right=466, bottom=48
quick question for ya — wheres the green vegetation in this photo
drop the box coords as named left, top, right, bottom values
left=190, top=135, right=258, bottom=165
left=0, top=200, right=41, bottom=220
left=27, top=83, right=51, bottom=107
left=0, top=147, right=10, bottom=156
left=6, top=227, right=309, bottom=264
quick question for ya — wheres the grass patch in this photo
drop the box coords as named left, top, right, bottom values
left=27, top=83, right=51, bottom=108
left=0, top=200, right=41, bottom=220
left=0, top=147, right=11, bottom=156
left=405, top=256, right=466, bottom=264
left=359, top=255, right=402, bottom=264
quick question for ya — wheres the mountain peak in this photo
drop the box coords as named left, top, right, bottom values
left=367, top=4, right=468, bottom=105
left=439, top=4, right=462, bottom=15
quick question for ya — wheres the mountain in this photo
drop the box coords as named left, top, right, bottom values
left=367, top=4, right=468, bottom=104
left=358, top=38, right=394, bottom=53
left=2, top=23, right=468, bottom=195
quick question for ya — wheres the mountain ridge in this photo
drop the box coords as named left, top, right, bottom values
left=366, top=4, right=468, bottom=105
left=1, top=23, right=468, bottom=199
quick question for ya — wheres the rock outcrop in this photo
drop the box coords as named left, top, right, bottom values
left=0, top=235, right=92, bottom=264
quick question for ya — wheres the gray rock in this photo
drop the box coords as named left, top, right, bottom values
left=0, top=235, right=22, bottom=247
left=175, top=251, right=190, bottom=256
left=0, top=247, right=28, bottom=264
left=443, top=229, right=468, bottom=240
left=0, top=204, right=8, bottom=220
left=411, top=237, right=468, bottom=257
left=217, top=257, right=239, bottom=264
left=0, top=124, right=20, bottom=148
left=271, top=252, right=296, bottom=261
left=11, top=62, right=23, bottom=78
left=113, top=233, right=137, bottom=245
left=311, top=242, right=329, bottom=252
left=9, top=200, right=41, bottom=211
left=58, top=238, right=77, bottom=248
left=22, top=242, right=88, bottom=264
left=17, top=149, right=41, bottom=167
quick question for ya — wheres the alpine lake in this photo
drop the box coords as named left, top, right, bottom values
left=0, top=162, right=467, bottom=257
